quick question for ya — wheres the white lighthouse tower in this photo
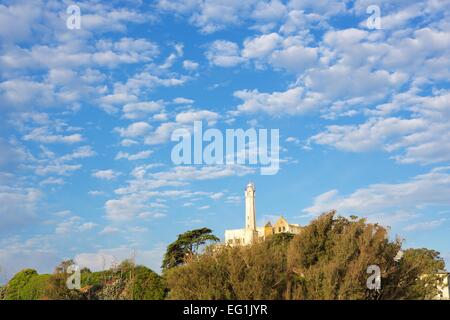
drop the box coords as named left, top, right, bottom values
left=245, top=182, right=256, bottom=230
left=224, top=182, right=303, bottom=246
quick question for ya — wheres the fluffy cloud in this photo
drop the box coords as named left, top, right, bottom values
left=115, top=121, right=152, bottom=138
left=150, top=164, right=255, bottom=181
left=233, top=87, right=320, bottom=116
left=311, top=117, right=426, bottom=152
left=122, top=101, right=163, bottom=119
left=158, top=0, right=258, bottom=33
left=140, top=109, right=220, bottom=145
left=303, top=167, right=450, bottom=228
left=242, top=33, right=282, bottom=59
left=206, top=40, right=244, bottom=67
left=311, top=90, right=450, bottom=164
left=270, top=44, right=318, bottom=73
left=23, top=127, right=83, bottom=144
left=92, top=169, right=121, bottom=180
left=182, top=60, right=199, bottom=71
left=31, top=145, right=95, bottom=177
left=175, top=110, right=219, bottom=125
left=115, top=150, right=153, bottom=161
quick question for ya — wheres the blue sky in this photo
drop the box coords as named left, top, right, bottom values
left=1, top=0, right=450, bottom=282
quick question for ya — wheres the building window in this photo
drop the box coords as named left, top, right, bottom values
left=278, top=227, right=281, bottom=232
left=283, top=226, right=286, bottom=232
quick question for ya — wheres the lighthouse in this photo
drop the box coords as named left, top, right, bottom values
left=245, top=182, right=256, bottom=231
left=224, top=182, right=302, bottom=246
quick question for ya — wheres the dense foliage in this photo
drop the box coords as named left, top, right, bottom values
left=1, top=260, right=166, bottom=300
left=2, top=212, right=446, bottom=300
left=166, top=212, right=446, bottom=300
left=2, top=269, right=50, bottom=300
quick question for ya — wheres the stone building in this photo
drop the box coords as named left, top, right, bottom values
left=225, top=182, right=302, bottom=246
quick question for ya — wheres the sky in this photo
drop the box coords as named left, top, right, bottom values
left=0, top=0, right=450, bottom=282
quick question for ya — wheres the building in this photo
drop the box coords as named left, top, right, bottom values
left=420, top=271, right=450, bottom=300
left=435, top=271, right=450, bottom=300
left=225, top=182, right=302, bottom=246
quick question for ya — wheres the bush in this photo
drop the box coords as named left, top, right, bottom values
left=131, top=266, right=167, bottom=300
left=3, top=269, right=44, bottom=300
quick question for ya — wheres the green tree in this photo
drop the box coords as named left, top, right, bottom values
left=129, top=266, right=167, bottom=300
left=162, top=227, right=219, bottom=270
left=3, top=269, right=39, bottom=300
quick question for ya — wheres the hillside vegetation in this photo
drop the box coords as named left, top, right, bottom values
left=1, top=212, right=446, bottom=300
left=165, top=212, right=446, bottom=299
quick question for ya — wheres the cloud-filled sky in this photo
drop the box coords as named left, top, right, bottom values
left=1, top=0, right=450, bottom=282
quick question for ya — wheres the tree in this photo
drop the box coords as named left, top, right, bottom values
left=3, top=269, right=39, bottom=300
left=129, top=266, right=167, bottom=300
left=162, top=227, right=220, bottom=270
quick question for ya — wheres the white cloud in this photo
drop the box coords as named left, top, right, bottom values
left=99, top=226, right=120, bottom=235
left=206, top=40, right=244, bottom=67
left=120, top=139, right=138, bottom=147
left=23, top=127, right=83, bottom=144
left=270, top=44, right=318, bottom=73
left=175, top=110, right=219, bottom=125
left=92, top=169, right=121, bottom=180
left=115, top=150, right=153, bottom=161
left=251, top=0, right=287, bottom=21
left=0, top=186, right=41, bottom=231
left=0, top=79, right=55, bottom=109
left=304, top=167, right=450, bottom=227
left=122, top=101, right=163, bottom=119
left=40, top=177, right=65, bottom=186
left=115, top=121, right=152, bottom=138
left=233, top=86, right=320, bottom=116
left=105, top=194, right=153, bottom=221
left=242, top=33, right=282, bottom=59
left=311, top=89, right=450, bottom=164
left=88, top=190, right=106, bottom=197
left=311, top=117, right=426, bottom=152
left=182, top=60, right=199, bottom=71
left=79, top=222, right=97, bottom=231
left=210, top=192, right=224, bottom=200
left=55, top=216, right=82, bottom=234
left=35, top=164, right=82, bottom=176
left=144, top=122, right=179, bottom=145
left=59, top=146, right=96, bottom=161
left=150, top=164, right=255, bottom=181
left=403, top=218, right=446, bottom=232
left=173, top=97, right=194, bottom=104
left=0, top=236, right=58, bottom=283
left=158, top=0, right=258, bottom=33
